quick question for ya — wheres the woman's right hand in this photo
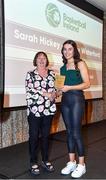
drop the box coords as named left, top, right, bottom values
left=56, top=89, right=62, bottom=97
left=49, top=92, right=56, bottom=101
left=43, top=92, right=56, bottom=101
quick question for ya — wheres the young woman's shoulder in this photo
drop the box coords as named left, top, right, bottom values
left=78, top=60, right=87, bottom=69
left=60, top=64, right=66, bottom=70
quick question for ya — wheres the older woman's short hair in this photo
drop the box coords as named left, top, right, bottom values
left=33, top=51, right=49, bottom=67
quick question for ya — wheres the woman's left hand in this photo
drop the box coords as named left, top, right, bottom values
left=49, top=92, right=56, bottom=101
left=61, top=85, right=71, bottom=92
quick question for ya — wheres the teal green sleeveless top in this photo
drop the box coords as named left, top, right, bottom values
left=60, top=65, right=83, bottom=85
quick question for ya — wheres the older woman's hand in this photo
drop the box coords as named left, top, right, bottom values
left=49, top=92, right=56, bottom=101
left=43, top=91, right=56, bottom=101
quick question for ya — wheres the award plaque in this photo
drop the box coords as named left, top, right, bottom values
left=55, top=74, right=65, bottom=89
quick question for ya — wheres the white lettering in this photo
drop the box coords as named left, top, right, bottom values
left=39, top=36, right=60, bottom=50
left=14, top=29, right=38, bottom=43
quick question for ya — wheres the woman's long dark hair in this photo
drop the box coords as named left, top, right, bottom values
left=61, top=40, right=82, bottom=69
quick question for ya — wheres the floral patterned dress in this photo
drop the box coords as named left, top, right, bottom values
left=25, top=68, right=56, bottom=117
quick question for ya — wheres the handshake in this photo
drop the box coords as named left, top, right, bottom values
left=43, top=89, right=62, bottom=101
left=49, top=89, right=63, bottom=101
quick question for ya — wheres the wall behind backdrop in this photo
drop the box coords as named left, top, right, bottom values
left=0, top=0, right=106, bottom=148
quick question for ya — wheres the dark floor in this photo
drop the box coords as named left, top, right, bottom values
left=0, top=120, right=106, bottom=179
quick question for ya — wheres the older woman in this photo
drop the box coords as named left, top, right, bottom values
left=25, top=51, right=56, bottom=175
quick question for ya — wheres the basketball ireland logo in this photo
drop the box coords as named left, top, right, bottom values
left=45, top=3, right=61, bottom=27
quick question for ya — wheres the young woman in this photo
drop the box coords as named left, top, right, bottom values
left=25, top=51, right=56, bottom=175
left=60, top=40, right=90, bottom=178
